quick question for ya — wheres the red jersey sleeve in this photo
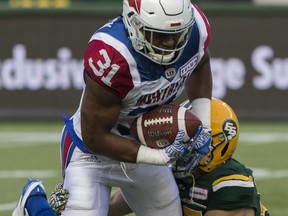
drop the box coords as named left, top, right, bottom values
left=84, top=39, right=134, bottom=98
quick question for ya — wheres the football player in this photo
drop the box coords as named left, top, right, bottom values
left=13, top=0, right=213, bottom=215
left=108, top=98, right=270, bottom=216
left=13, top=98, right=269, bottom=216
left=174, top=98, right=270, bottom=216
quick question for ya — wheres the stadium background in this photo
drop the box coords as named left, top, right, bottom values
left=0, top=0, right=288, bottom=215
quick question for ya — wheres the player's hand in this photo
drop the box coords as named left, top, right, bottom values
left=184, top=126, right=212, bottom=173
left=137, top=130, right=194, bottom=166
left=49, top=182, right=69, bottom=215
left=160, top=130, right=193, bottom=164
left=192, top=126, right=212, bottom=155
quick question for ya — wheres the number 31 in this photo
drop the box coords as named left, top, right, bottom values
left=88, top=49, right=120, bottom=87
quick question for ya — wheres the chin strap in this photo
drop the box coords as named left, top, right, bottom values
left=147, top=50, right=175, bottom=64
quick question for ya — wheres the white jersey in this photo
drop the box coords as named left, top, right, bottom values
left=69, top=4, right=211, bottom=151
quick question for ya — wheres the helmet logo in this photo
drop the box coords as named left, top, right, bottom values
left=128, top=0, right=141, bottom=14
left=165, top=68, right=176, bottom=79
left=170, top=22, right=181, bottom=27
left=222, top=120, right=237, bottom=140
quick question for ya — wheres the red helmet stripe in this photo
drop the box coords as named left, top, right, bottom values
left=170, top=22, right=182, bottom=27
left=128, top=0, right=142, bottom=14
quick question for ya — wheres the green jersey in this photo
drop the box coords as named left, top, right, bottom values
left=176, top=158, right=269, bottom=216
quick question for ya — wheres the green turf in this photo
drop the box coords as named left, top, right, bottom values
left=233, top=122, right=288, bottom=216
left=0, top=121, right=287, bottom=216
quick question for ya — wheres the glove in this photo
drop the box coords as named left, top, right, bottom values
left=160, top=130, right=194, bottom=164
left=136, top=130, right=194, bottom=165
left=49, top=183, right=69, bottom=215
left=184, top=126, right=212, bottom=173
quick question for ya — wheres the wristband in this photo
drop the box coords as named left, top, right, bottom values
left=136, top=145, right=169, bottom=165
left=191, top=98, right=211, bottom=128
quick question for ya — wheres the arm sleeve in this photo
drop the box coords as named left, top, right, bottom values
left=83, top=39, right=134, bottom=98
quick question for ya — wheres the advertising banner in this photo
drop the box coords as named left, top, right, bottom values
left=206, top=13, right=288, bottom=120
left=0, top=7, right=287, bottom=120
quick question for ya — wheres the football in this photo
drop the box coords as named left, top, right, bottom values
left=130, top=104, right=202, bottom=148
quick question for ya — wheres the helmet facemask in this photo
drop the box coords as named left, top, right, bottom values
left=139, top=23, right=193, bottom=65
left=199, top=132, right=233, bottom=170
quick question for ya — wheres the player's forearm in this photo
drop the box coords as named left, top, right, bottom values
left=82, top=131, right=140, bottom=162
left=185, top=52, right=212, bottom=128
left=83, top=133, right=174, bottom=165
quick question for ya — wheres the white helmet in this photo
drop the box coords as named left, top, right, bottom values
left=123, top=0, right=195, bottom=65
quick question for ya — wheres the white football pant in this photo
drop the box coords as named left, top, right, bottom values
left=61, top=147, right=182, bottom=216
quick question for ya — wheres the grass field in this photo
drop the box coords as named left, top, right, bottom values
left=1, top=121, right=288, bottom=216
